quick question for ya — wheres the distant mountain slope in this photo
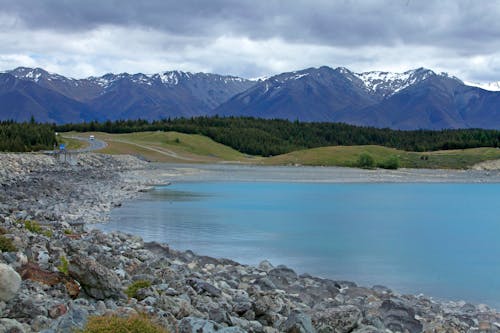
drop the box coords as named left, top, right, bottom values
left=213, top=66, right=379, bottom=121
left=3, top=67, right=254, bottom=122
left=215, top=67, right=500, bottom=129
left=0, top=73, right=96, bottom=123
left=1, top=65, right=500, bottom=129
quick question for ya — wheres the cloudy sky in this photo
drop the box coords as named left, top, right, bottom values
left=0, top=0, right=499, bottom=82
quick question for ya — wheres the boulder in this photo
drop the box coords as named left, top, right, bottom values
left=69, top=255, right=125, bottom=300
left=179, top=316, right=246, bottom=333
left=50, top=306, right=89, bottom=333
left=186, top=277, right=222, bottom=297
left=379, top=299, right=423, bottom=333
left=0, top=318, right=26, bottom=333
left=0, top=263, right=21, bottom=301
left=281, top=310, right=316, bottom=333
left=312, top=305, right=362, bottom=333
left=268, top=266, right=298, bottom=288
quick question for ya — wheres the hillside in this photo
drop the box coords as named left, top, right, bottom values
left=3, top=66, right=500, bottom=129
left=64, top=131, right=500, bottom=169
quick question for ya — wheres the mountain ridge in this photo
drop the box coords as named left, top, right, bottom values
left=1, top=65, right=500, bottom=129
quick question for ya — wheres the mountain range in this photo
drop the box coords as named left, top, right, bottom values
left=1, top=66, right=500, bottom=129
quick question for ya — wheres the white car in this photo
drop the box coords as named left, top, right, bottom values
left=89, top=135, right=95, bottom=141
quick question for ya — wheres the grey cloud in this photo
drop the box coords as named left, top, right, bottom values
left=3, top=0, right=500, bottom=49
left=0, top=0, right=500, bottom=81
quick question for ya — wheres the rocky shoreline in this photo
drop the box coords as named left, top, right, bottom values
left=1, top=153, right=499, bottom=333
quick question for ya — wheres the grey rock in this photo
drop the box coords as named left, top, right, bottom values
left=0, top=263, right=21, bottom=302
left=69, top=255, right=125, bottom=300
left=187, top=277, right=222, bottom=297
left=352, top=325, right=385, bottom=333
left=281, top=311, right=316, bottom=333
left=379, top=299, right=423, bottom=333
left=268, top=266, right=297, bottom=288
left=312, top=305, right=362, bottom=333
left=178, top=316, right=220, bottom=333
left=50, top=306, right=89, bottom=333
left=258, top=260, right=274, bottom=272
left=209, top=306, right=231, bottom=324
left=0, top=318, right=26, bottom=333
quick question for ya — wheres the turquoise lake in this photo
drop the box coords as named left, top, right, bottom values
left=99, top=181, right=500, bottom=308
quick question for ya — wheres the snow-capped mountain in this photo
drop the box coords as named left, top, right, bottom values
left=354, top=68, right=437, bottom=97
left=1, top=67, right=254, bottom=122
left=214, top=66, right=500, bottom=129
left=2, top=65, right=500, bottom=129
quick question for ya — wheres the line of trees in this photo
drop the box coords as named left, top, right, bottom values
left=55, top=117, right=500, bottom=156
left=0, top=120, right=57, bottom=152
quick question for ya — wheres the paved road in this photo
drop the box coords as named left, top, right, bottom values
left=43, top=135, right=108, bottom=154
left=68, top=136, right=108, bottom=153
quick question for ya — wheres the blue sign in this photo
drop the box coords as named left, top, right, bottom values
left=59, top=144, right=66, bottom=150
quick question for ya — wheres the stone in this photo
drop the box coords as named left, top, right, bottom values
left=51, top=306, right=88, bottom=333
left=312, top=305, right=362, bottom=333
left=268, top=266, right=298, bottom=288
left=49, top=304, right=68, bottom=319
left=186, top=277, right=222, bottom=297
left=0, top=318, right=26, bottom=333
left=69, top=255, right=125, bottom=300
left=258, top=260, right=274, bottom=272
left=0, top=263, right=21, bottom=301
left=351, top=325, right=385, bottom=333
left=178, top=316, right=220, bottom=333
left=379, top=299, right=423, bottom=333
left=281, top=311, right=316, bottom=333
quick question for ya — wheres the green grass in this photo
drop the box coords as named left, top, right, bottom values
left=78, top=314, right=168, bottom=333
left=263, top=145, right=500, bottom=169
left=125, top=280, right=152, bottom=300
left=87, top=131, right=258, bottom=163
left=57, top=134, right=87, bottom=150
left=64, top=131, right=500, bottom=169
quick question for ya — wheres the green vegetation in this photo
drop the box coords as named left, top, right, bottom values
left=57, top=135, right=87, bottom=150
left=21, top=219, right=53, bottom=237
left=64, top=229, right=73, bottom=235
left=378, top=155, right=400, bottom=170
left=57, top=256, right=69, bottom=276
left=125, top=280, right=152, bottom=300
left=78, top=314, right=168, bottom=333
left=93, top=131, right=253, bottom=163
left=56, top=117, right=500, bottom=156
left=264, top=145, right=500, bottom=169
left=357, top=153, right=375, bottom=169
left=0, top=235, right=17, bottom=252
left=0, top=119, right=56, bottom=152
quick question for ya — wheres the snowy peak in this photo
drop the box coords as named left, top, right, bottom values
left=87, top=70, right=250, bottom=88
left=354, top=68, right=437, bottom=97
left=7, top=67, right=70, bottom=83
left=464, top=81, right=500, bottom=92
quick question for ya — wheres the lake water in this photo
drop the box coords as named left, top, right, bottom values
left=98, top=179, right=500, bottom=308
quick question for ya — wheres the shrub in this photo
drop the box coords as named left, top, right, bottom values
left=78, top=314, right=168, bottom=333
left=22, top=220, right=52, bottom=237
left=23, top=220, right=43, bottom=233
left=125, top=280, right=152, bottom=300
left=357, top=153, right=375, bottom=169
left=57, top=256, right=69, bottom=275
left=378, top=155, right=400, bottom=169
left=64, top=229, right=73, bottom=235
left=0, top=235, right=17, bottom=252
left=0, top=226, right=7, bottom=235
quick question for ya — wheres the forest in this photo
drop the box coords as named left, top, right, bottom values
left=55, top=117, right=500, bottom=156
left=0, top=120, right=57, bottom=152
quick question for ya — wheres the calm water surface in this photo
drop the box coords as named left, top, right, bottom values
left=98, top=181, right=500, bottom=308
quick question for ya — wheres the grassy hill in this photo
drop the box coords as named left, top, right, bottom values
left=62, top=131, right=500, bottom=169
left=73, top=131, right=259, bottom=163
left=263, top=145, right=500, bottom=169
